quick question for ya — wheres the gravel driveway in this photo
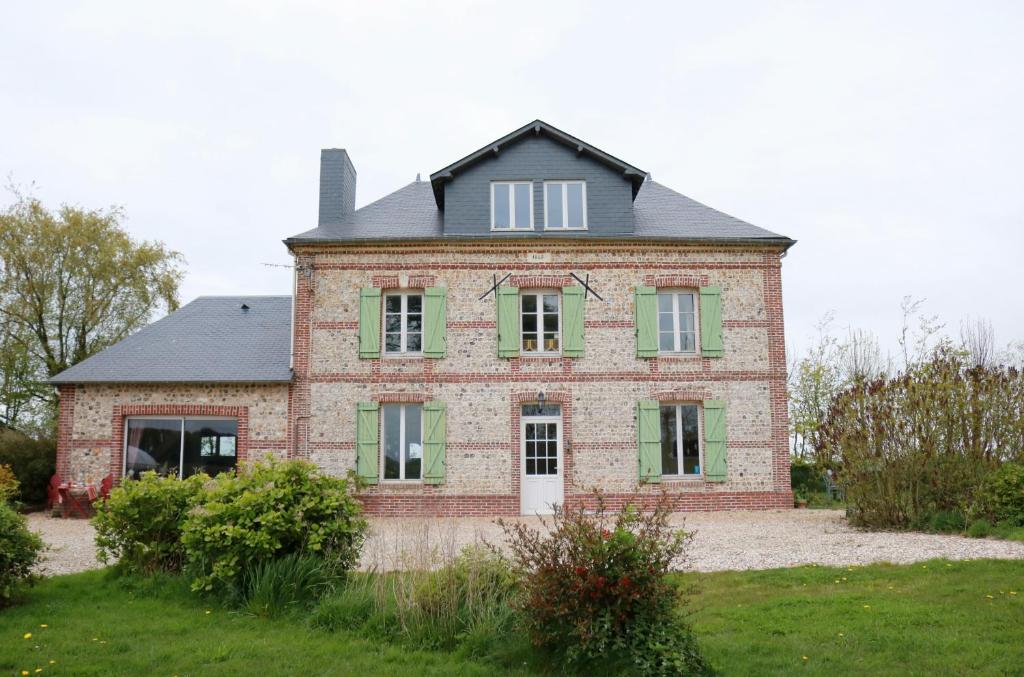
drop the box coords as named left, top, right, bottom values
left=30, top=509, right=1024, bottom=576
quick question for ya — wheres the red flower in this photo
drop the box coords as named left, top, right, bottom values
left=602, top=529, right=611, bottom=539
left=619, top=576, right=631, bottom=588
left=575, top=566, right=587, bottom=576
left=596, top=576, right=606, bottom=587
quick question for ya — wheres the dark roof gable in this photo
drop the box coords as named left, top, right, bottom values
left=428, top=119, right=647, bottom=208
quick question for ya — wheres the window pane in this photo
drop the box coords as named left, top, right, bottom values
left=547, top=423, right=557, bottom=439
left=681, top=405, right=700, bottom=474
left=405, top=405, right=422, bottom=480
left=543, top=333, right=559, bottom=351
left=383, top=405, right=401, bottom=480
left=680, top=332, right=696, bottom=353
left=521, top=295, right=537, bottom=313
left=659, top=332, right=675, bottom=352
left=183, top=419, right=238, bottom=478
left=125, top=418, right=182, bottom=479
left=385, top=314, right=401, bottom=333
left=406, top=315, right=422, bottom=332
left=659, top=406, right=679, bottom=476
left=679, top=294, right=694, bottom=313
left=521, top=404, right=561, bottom=417
left=526, top=459, right=536, bottom=475
left=522, top=313, right=537, bottom=333
left=543, top=313, right=558, bottom=332
left=407, top=295, right=422, bottom=313
left=566, top=183, right=584, bottom=227
left=548, top=457, right=557, bottom=475
left=657, top=294, right=673, bottom=312
left=546, top=183, right=563, bottom=227
left=493, top=184, right=510, bottom=228
left=522, top=334, right=538, bottom=351
left=659, top=312, right=674, bottom=332
left=385, top=296, right=401, bottom=313
left=526, top=441, right=536, bottom=458
left=680, top=312, right=694, bottom=332
left=385, top=333, right=401, bottom=352
left=514, top=183, right=531, bottom=227
left=525, top=423, right=536, bottom=440
left=407, top=333, right=422, bottom=352
left=542, top=295, right=558, bottom=313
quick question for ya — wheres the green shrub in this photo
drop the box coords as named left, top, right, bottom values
left=0, top=430, right=56, bottom=507
left=92, top=471, right=206, bottom=574
left=967, top=518, right=992, bottom=538
left=816, top=349, right=1024, bottom=529
left=971, top=463, right=1024, bottom=527
left=181, top=459, right=366, bottom=593
left=235, top=552, right=339, bottom=618
left=498, top=494, right=709, bottom=675
left=0, top=502, right=44, bottom=605
left=790, top=459, right=827, bottom=495
left=0, top=463, right=18, bottom=503
left=925, top=509, right=967, bottom=533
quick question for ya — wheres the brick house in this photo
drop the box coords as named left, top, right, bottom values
left=52, top=120, right=796, bottom=515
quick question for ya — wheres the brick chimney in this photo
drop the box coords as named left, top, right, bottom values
left=318, top=149, right=356, bottom=225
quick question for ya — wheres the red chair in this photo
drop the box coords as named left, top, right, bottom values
left=99, top=474, right=113, bottom=500
left=47, top=474, right=61, bottom=511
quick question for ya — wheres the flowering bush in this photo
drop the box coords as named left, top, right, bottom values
left=498, top=494, right=708, bottom=675
left=181, top=459, right=366, bottom=593
left=93, top=471, right=206, bottom=574
left=0, top=502, right=43, bottom=605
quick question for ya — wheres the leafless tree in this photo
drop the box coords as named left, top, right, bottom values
left=960, top=316, right=996, bottom=368
left=841, top=328, right=886, bottom=381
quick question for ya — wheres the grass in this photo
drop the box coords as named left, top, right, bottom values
left=680, top=558, right=1024, bottom=675
left=2, top=559, right=1022, bottom=675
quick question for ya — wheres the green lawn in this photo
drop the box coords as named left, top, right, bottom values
left=1, top=559, right=1022, bottom=676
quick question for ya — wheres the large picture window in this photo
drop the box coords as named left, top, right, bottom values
left=520, top=291, right=561, bottom=354
left=659, top=404, right=701, bottom=476
left=382, top=403, right=422, bottom=481
left=124, top=417, right=237, bottom=479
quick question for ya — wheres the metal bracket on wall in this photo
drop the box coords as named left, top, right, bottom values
left=478, top=272, right=512, bottom=300
left=570, top=272, right=603, bottom=301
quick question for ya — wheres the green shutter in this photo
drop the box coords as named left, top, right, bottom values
left=422, top=401, right=447, bottom=485
left=637, top=399, right=662, bottom=483
left=699, top=286, right=724, bottom=357
left=358, top=287, right=382, bottom=359
left=634, top=285, right=658, bottom=358
left=356, top=401, right=379, bottom=484
left=704, top=399, right=727, bottom=482
left=423, top=287, right=447, bottom=359
left=561, top=285, right=585, bottom=357
left=496, top=285, right=520, bottom=358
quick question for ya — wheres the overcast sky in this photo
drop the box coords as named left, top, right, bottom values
left=2, top=1, right=1022, bottom=360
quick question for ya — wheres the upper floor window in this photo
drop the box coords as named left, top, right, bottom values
left=383, top=292, right=423, bottom=354
left=544, top=181, right=587, bottom=229
left=658, top=291, right=698, bottom=353
left=521, top=291, right=560, bottom=355
left=491, top=181, right=533, bottom=230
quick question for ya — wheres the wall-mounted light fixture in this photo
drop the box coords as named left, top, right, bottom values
left=537, top=391, right=546, bottom=408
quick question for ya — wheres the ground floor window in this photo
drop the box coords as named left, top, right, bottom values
left=124, top=417, right=238, bottom=479
left=382, top=403, right=422, bottom=480
left=659, top=404, right=700, bottom=476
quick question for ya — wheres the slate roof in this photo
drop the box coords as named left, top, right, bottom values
left=286, top=179, right=793, bottom=246
left=50, top=296, right=293, bottom=384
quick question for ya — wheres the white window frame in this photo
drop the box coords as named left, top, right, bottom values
left=122, top=415, right=238, bottom=480
left=657, top=289, right=700, bottom=355
left=382, top=291, right=424, bottom=356
left=660, top=403, right=703, bottom=479
left=490, top=181, right=534, bottom=230
left=519, top=290, right=561, bottom=356
left=543, top=180, right=588, bottom=230
left=380, top=403, right=424, bottom=482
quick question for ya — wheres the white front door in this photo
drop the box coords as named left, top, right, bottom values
left=521, top=415, right=563, bottom=515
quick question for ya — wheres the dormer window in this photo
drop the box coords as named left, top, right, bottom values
left=491, top=181, right=534, bottom=230
left=544, top=181, right=587, bottom=230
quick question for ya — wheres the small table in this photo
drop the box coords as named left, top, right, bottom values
left=59, top=484, right=98, bottom=518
